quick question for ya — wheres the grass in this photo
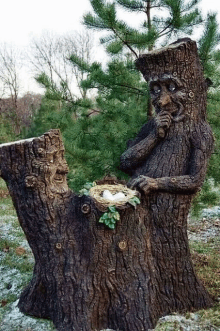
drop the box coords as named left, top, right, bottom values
left=190, top=237, right=220, bottom=300
left=190, top=240, right=220, bottom=328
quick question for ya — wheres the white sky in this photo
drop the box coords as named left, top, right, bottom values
left=0, top=0, right=220, bottom=94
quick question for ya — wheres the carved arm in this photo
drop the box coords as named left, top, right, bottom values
left=128, top=147, right=211, bottom=195
left=120, top=119, right=163, bottom=174
left=120, top=132, right=159, bottom=174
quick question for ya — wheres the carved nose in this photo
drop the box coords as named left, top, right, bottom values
left=57, top=163, right=69, bottom=174
left=158, top=93, right=171, bottom=107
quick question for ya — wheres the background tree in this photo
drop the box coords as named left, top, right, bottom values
left=28, top=30, right=95, bottom=103
left=0, top=43, right=23, bottom=135
left=28, top=0, right=220, bottom=197
left=0, top=92, right=41, bottom=137
left=191, top=12, right=220, bottom=212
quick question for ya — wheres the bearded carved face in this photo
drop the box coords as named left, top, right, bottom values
left=28, top=145, right=69, bottom=195
left=149, top=74, right=187, bottom=122
left=44, top=147, right=69, bottom=194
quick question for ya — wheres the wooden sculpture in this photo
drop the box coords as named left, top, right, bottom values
left=0, top=39, right=214, bottom=331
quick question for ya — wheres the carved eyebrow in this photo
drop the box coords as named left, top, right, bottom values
left=149, top=75, right=183, bottom=87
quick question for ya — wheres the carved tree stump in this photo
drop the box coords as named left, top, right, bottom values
left=0, top=39, right=214, bottom=331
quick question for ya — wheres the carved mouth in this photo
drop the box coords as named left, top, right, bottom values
left=54, top=174, right=65, bottom=183
left=156, top=101, right=183, bottom=118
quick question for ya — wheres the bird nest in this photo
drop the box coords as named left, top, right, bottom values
left=89, top=184, right=138, bottom=211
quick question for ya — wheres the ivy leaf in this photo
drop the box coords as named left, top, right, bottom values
left=112, top=212, right=120, bottom=220
left=105, top=219, right=110, bottom=226
left=128, top=196, right=141, bottom=207
left=109, top=205, right=116, bottom=213
left=108, top=223, right=116, bottom=229
left=98, top=206, right=120, bottom=229
left=79, top=181, right=96, bottom=196
left=79, top=188, right=90, bottom=196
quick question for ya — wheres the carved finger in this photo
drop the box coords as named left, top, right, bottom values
left=159, top=114, right=172, bottom=122
left=156, top=114, right=171, bottom=124
left=127, top=178, right=139, bottom=189
left=139, top=181, right=149, bottom=190
left=128, top=176, right=145, bottom=189
left=160, top=118, right=171, bottom=126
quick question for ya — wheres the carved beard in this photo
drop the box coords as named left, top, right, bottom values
left=45, top=166, right=69, bottom=195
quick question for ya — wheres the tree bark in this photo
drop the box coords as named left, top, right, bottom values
left=0, top=128, right=213, bottom=331
left=0, top=39, right=214, bottom=331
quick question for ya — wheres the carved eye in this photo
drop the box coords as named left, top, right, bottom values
left=168, top=82, right=176, bottom=92
left=151, top=84, right=161, bottom=95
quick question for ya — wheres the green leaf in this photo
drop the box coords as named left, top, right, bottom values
left=102, top=213, right=109, bottom=220
left=98, top=206, right=119, bottom=229
left=128, top=196, right=141, bottom=207
left=79, top=188, right=90, bottom=196
left=133, top=196, right=141, bottom=204
left=112, top=212, right=120, bottom=220
left=109, top=206, right=116, bottom=213
left=84, top=182, right=95, bottom=190
left=109, top=217, right=116, bottom=224
left=108, top=223, right=116, bottom=229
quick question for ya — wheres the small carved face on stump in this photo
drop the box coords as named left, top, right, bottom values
left=45, top=147, right=69, bottom=194
left=32, top=144, right=69, bottom=194
left=149, top=74, right=187, bottom=122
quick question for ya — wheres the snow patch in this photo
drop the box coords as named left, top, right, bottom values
left=0, top=300, right=55, bottom=331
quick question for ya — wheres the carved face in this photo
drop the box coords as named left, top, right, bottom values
left=45, top=148, right=69, bottom=194
left=149, top=74, right=187, bottom=122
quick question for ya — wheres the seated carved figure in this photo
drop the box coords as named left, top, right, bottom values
left=120, top=38, right=214, bottom=196
left=120, top=38, right=214, bottom=316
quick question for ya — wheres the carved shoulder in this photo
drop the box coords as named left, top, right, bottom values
left=126, top=119, right=157, bottom=149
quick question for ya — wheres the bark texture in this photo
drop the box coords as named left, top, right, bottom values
left=120, top=38, right=214, bottom=319
left=0, top=39, right=214, bottom=331
left=0, top=130, right=159, bottom=331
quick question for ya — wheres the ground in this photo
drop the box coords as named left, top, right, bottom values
left=0, top=178, right=219, bottom=331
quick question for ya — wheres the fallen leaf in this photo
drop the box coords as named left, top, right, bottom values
left=15, top=246, right=26, bottom=255
left=1, top=300, right=8, bottom=307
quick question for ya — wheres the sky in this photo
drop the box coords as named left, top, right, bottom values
left=0, top=0, right=220, bottom=94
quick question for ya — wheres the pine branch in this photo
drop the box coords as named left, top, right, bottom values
left=111, top=26, right=139, bottom=57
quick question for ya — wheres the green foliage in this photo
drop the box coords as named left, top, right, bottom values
left=116, top=0, right=145, bottom=11
left=36, top=72, right=75, bottom=103
left=128, top=195, right=141, bottom=207
left=80, top=58, right=147, bottom=100
left=27, top=97, right=74, bottom=138
left=84, top=0, right=117, bottom=30
left=99, top=205, right=120, bottom=229
left=69, top=54, right=91, bottom=72
left=198, top=13, right=220, bottom=88
left=29, top=0, right=220, bottom=210
left=0, top=115, right=15, bottom=144
left=192, top=179, right=220, bottom=218
left=207, top=91, right=220, bottom=183
left=79, top=182, right=96, bottom=196
left=65, top=95, right=147, bottom=190
left=158, top=0, right=202, bottom=34
left=115, top=0, right=202, bottom=51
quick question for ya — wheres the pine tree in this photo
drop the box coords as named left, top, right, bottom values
left=29, top=0, right=220, bottom=196
left=84, top=0, right=202, bottom=54
left=192, top=12, right=220, bottom=211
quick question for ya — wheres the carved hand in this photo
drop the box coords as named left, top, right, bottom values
left=128, top=175, right=158, bottom=195
left=155, top=111, right=172, bottom=137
